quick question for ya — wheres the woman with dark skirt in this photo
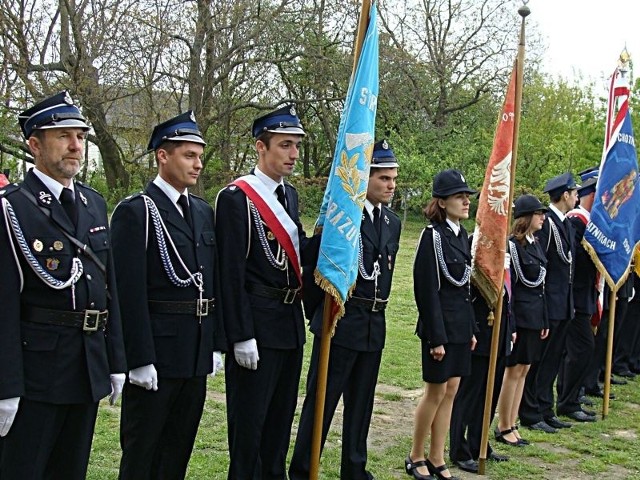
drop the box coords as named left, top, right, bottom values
left=405, top=169, right=477, bottom=480
left=494, top=194, right=549, bottom=446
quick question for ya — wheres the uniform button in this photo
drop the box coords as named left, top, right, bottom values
left=90, top=302, right=95, bottom=308
left=200, top=265, right=204, bottom=271
left=77, top=248, right=82, bottom=254
left=49, top=246, right=54, bottom=251
left=22, top=341, right=27, bottom=346
left=103, top=240, right=108, bottom=246
left=196, top=242, right=200, bottom=247
left=378, top=254, right=382, bottom=259
left=87, top=274, right=92, bottom=281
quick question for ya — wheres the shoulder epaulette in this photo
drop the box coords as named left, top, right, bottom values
left=382, top=205, right=399, bottom=219
left=284, top=180, right=297, bottom=192
left=119, top=191, right=144, bottom=203
left=0, top=183, right=20, bottom=197
left=75, top=181, right=104, bottom=197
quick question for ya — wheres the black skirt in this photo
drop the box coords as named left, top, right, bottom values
left=506, top=327, right=543, bottom=366
left=421, top=341, right=472, bottom=384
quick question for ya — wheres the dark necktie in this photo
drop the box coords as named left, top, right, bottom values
left=177, top=194, right=192, bottom=229
left=276, top=185, right=288, bottom=212
left=60, top=187, right=78, bottom=229
left=373, top=206, right=381, bottom=238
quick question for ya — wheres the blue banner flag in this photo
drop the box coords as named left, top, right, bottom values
left=315, top=4, right=379, bottom=321
left=584, top=67, right=640, bottom=289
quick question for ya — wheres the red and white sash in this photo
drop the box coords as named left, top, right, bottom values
left=232, top=175, right=302, bottom=284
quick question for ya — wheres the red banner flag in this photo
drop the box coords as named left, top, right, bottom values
left=471, top=65, right=517, bottom=308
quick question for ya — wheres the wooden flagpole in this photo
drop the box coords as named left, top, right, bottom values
left=602, top=288, right=618, bottom=418
left=309, top=1, right=372, bottom=478
left=477, top=2, right=529, bottom=475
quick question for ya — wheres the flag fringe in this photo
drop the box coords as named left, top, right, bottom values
left=471, top=267, right=500, bottom=311
left=581, top=237, right=638, bottom=291
left=314, top=269, right=356, bottom=335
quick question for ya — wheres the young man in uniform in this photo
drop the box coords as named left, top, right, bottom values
left=215, top=105, right=316, bottom=479
left=111, top=112, right=223, bottom=479
left=0, top=91, right=126, bottom=478
left=289, top=140, right=401, bottom=480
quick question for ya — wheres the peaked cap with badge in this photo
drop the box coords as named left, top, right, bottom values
left=514, top=194, right=548, bottom=219
left=542, top=172, right=579, bottom=198
left=18, top=91, right=90, bottom=139
left=251, top=104, right=305, bottom=138
left=371, top=139, right=399, bottom=168
left=432, top=169, right=477, bottom=198
left=148, top=110, right=206, bottom=151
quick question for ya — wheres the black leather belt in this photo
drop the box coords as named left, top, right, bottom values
left=246, top=283, right=301, bottom=304
left=22, top=305, right=108, bottom=332
left=349, top=296, right=388, bottom=312
left=148, top=299, right=214, bottom=316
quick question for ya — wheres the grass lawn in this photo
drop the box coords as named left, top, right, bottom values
left=88, top=215, right=640, bottom=479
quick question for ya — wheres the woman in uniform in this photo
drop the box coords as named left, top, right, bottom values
left=405, top=169, right=477, bottom=480
left=494, top=194, right=549, bottom=446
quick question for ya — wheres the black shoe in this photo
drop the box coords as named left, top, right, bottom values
left=488, top=451, right=509, bottom=462
left=405, top=455, right=435, bottom=480
left=526, top=420, right=557, bottom=433
left=579, top=395, right=594, bottom=406
left=425, top=459, right=460, bottom=480
left=610, top=376, right=628, bottom=385
left=614, top=369, right=636, bottom=378
left=630, top=365, right=640, bottom=374
left=563, top=410, right=596, bottom=422
left=544, top=416, right=573, bottom=429
left=453, top=459, right=478, bottom=473
left=585, top=388, right=615, bottom=400
left=581, top=407, right=596, bottom=416
left=494, top=428, right=521, bottom=447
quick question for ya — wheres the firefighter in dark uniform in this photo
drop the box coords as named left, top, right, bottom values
left=519, top=173, right=578, bottom=432
left=556, top=168, right=599, bottom=421
left=289, top=140, right=401, bottom=480
left=215, top=105, right=317, bottom=479
left=0, top=91, right=126, bottom=479
left=111, top=112, right=223, bottom=479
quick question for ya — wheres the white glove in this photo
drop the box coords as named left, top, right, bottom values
left=210, top=351, right=224, bottom=377
left=0, top=397, right=20, bottom=437
left=109, top=373, right=126, bottom=405
left=128, top=364, right=158, bottom=391
left=234, top=339, right=259, bottom=370
left=504, top=251, right=511, bottom=270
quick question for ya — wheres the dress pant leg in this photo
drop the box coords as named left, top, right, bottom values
left=289, top=337, right=357, bottom=480
left=627, top=302, right=640, bottom=370
left=340, top=349, right=382, bottom=480
left=536, top=317, right=570, bottom=419
left=449, top=357, right=484, bottom=462
left=154, top=376, right=207, bottom=480
left=260, top=348, right=303, bottom=480
left=557, top=313, right=595, bottom=414
left=226, top=347, right=302, bottom=480
left=613, top=301, right=632, bottom=373
left=1, top=399, right=98, bottom=480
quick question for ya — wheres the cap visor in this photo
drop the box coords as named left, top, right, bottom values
left=164, top=134, right=206, bottom=146
left=38, top=119, right=90, bottom=131
left=266, top=126, right=306, bottom=136
left=371, top=161, right=399, bottom=168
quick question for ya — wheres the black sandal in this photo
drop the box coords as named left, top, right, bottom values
left=494, top=427, right=521, bottom=447
left=425, top=458, right=460, bottom=480
left=405, top=455, right=435, bottom=480
left=512, top=424, right=530, bottom=445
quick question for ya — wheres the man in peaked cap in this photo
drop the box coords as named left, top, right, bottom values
left=556, top=167, right=599, bottom=422
left=0, top=91, right=126, bottom=478
left=289, top=140, right=401, bottom=480
left=215, top=104, right=319, bottom=479
left=111, top=111, right=225, bottom=479
left=519, top=172, right=579, bottom=432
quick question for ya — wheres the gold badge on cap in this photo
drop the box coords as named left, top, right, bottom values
left=63, top=91, right=74, bottom=105
left=53, top=240, right=64, bottom=251
left=289, top=105, right=296, bottom=116
left=33, top=239, right=43, bottom=252
left=460, top=173, right=466, bottom=183
left=46, top=258, right=60, bottom=271
left=382, top=139, right=389, bottom=149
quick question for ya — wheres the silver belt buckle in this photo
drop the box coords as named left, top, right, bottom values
left=83, top=309, right=101, bottom=332
left=283, top=288, right=298, bottom=304
left=197, top=299, right=210, bottom=317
